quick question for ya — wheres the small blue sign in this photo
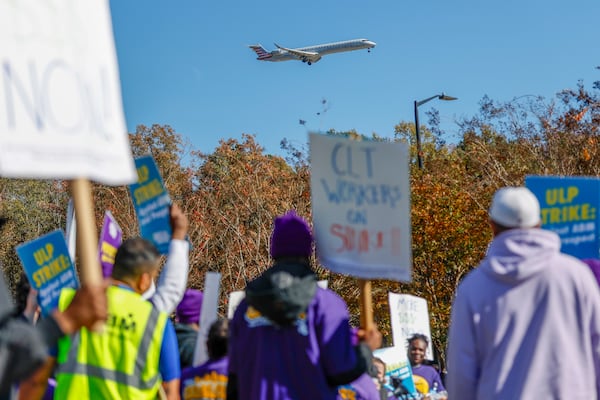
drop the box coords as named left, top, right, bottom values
left=129, top=155, right=172, bottom=254
left=525, top=175, right=600, bottom=259
left=16, top=230, right=79, bottom=316
left=373, top=347, right=417, bottom=397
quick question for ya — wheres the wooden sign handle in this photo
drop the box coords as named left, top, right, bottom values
left=358, top=279, right=374, bottom=330
left=158, top=387, right=167, bottom=400
left=70, top=178, right=102, bottom=285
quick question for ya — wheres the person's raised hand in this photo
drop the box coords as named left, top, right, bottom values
left=357, top=326, right=383, bottom=351
left=54, top=281, right=109, bottom=334
left=170, top=203, right=189, bottom=240
left=23, top=288, right=39, bottom=322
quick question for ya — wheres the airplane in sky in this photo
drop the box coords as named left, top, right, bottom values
left=249, top=38, right=376, bottom=65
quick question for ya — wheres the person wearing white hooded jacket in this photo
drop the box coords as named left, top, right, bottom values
left=446, top=186, right=600, bottom=399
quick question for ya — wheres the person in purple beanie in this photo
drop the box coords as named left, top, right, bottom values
left=227, top=210, right=382, bottom=400
left=181, top=319, right=229, bottom=400
left=175, top=289, right=204, bottom=369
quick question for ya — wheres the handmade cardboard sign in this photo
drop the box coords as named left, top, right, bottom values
left=389, top=292, right=434, bottom=360
left=310, top=133, right=412, bottom=281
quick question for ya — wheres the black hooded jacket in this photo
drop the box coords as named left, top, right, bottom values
left=245, top=259, right=317, bottom=327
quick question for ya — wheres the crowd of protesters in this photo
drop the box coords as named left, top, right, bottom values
left=1, top=185, right=600, bottom=399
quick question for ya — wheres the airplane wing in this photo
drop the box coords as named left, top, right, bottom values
left=274, top=43, right=322, bottom=63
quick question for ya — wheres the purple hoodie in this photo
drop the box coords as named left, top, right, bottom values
left=447, top=228, right=600, bottom=400
left=228, top=288, right=358, bottom=400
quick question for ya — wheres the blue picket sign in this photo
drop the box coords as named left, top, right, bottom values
left=129, top=155, right=172, bottom=254
left=526, top=175, right=600, bottom=259
left=17, top=230, right=79, bottom=316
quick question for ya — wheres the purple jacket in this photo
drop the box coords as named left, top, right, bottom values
left=228, top=288, right=359, bottom=400
left=411, top=364, right=444, bottom=394
left=447, top=228, right=600, bottom=399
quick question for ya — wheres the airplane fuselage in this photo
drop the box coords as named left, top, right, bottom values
left=250, top=38, right=376, bottom=64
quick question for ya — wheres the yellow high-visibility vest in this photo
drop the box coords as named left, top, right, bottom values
left=55, top=285, right=168, bottom=399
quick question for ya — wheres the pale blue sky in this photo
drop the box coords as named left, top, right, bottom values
left=109, top=0, right=600, bottom=156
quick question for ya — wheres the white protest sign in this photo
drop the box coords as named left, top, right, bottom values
left=227, top=290, right=245, bottom=319
left=226, top=280, right=329, bottom=319
left=317, top=280, right=328, bottom=289
left=389, top=292, right=433, bottom=360
left=193, top=272, right=221, bottom=366
left=0, top=0, right=136, bottom=185
left=65, top=199, right=77, bottom=261
left=310, top=133, right=412, bottom=281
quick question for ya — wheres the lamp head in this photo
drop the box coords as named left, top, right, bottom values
left=439, top=93, right=458, bottom=101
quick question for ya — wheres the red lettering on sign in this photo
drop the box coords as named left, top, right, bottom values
left=330, top=224, right=399, bottom=254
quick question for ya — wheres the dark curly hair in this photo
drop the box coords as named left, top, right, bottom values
left=207, top=319, right=229, bottom=360
left=407, top=333, right=430, bottom=348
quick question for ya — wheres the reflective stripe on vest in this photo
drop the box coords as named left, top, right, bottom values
left=56, top=286, right=166, bottom=395
left=60, top=306, right=161, bottom=390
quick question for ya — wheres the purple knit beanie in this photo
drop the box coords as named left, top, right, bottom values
left=269, top=210, right=314, bottom=259
left=176, top=289, right=203, bottom=324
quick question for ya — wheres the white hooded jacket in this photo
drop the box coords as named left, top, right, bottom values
left=446, top=228, right=600, bottom=399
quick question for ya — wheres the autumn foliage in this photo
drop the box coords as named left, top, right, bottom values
left=1, top=73, right=599, bottom=367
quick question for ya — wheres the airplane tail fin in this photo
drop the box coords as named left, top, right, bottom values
left=249, top=44, right=272, bottom=60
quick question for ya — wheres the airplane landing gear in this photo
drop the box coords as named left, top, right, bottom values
left=308, top=61, right=312, bottom=65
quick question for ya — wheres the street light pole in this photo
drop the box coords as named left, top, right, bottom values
left=414, top=93, right=458, bottom=169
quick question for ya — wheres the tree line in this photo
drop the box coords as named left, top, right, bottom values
left=1, top=71, right=598, bottom=368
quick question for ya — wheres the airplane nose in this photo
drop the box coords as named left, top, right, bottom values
left=366, top=40, right=376, bottom=48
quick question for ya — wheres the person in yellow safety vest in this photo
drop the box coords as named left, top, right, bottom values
left=20, top=238, right=182, bottom=400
